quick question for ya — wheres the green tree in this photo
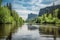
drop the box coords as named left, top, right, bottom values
left=11, top=10, right=19, bottom=23
left=0, top=0, right=2, bottom=6
left=0, top=2, right=24, bottom=24
left=6, top=3, right=12, bottom=16
left=0, top=7, right=14, bottom=23
left=57, top=9, right=60, bottom=19
left=19, top=17, right=24, bottom=24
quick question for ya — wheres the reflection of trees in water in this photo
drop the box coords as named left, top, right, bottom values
left=0, top=24, right=12, bottom=38
left=0, top=24, right=22, bottom=40
left=39, top=25, right=60, bottom=40
left=6, top=32, right=12, bottom=40
left=6, top=24, right=22, bottom=40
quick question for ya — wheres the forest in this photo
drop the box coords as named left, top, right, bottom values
left=36, top=8, right=60, bottom=24
left=0, top=0, right=24, bottom=24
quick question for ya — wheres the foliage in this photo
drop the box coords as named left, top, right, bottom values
left=36, top=8, right=60, bottom=24
left=0, top=0, right=2, bottom=6
left=19, top=17, right=24, bottom=25
left=0, top=4, right=24, bottom=24
left=57, top=9, right=60, bottom=19
left=11, top=10, right=24, bottom=24
left=0, top=7, right=14, bottom=23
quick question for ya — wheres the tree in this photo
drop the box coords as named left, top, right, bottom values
left=8, top=3, right=12, bottom=11
left=7, top=3, right=12, bottom=11
left=0, top=2, right=24, bottom=24
left=57, top=9, right=60, bottom=19
left=0, top=7, right=14, bottom=23
left=6, top=3, right=12, bottom=16
left=52, top=0, right=55, bottom=17
left=0, top=0, right=2, bottom=6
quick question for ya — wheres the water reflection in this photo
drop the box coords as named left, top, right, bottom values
left=0, top=24, right=22, bottom=40
left=12, top=24, right=40, bottom=40
left=0, top=23, right=60, bottom=40
left=6, top=32, right=12, bottom=40
left=39, top=24, right=60, bottom=40
left=12, top=24, right=60, bottom=40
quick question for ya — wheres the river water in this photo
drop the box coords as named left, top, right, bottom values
left=0, top=23, right=60, bottom=40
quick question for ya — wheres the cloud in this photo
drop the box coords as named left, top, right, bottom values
left=14, top=8, right=38, bottom=20
left=41, top=0, right=53, bottom=4
left=55, top=0, right=60, bottom=5
left=15, top=9, right=38, bottom=15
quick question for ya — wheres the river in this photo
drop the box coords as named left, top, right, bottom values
left=0, top=23, right=60, bottom=40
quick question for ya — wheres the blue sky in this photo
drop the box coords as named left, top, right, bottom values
left=2, top=0, right=60, bottom=20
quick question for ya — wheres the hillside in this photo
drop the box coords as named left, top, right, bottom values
left=39, top=5, right=60, bottom=16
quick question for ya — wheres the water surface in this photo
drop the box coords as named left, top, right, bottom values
left=0, top=23, right=60, bottom=40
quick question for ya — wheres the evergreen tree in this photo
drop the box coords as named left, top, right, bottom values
left=6, top=3, right=12, bottom=16
left=0, top=0, right=2, bottom=6
left=9, top=3, right=12, bottom=11
left=7, top=3, right=9, bottom=8
left=57, top=9, right=60, bottom=19
left=52, top=0, right=55, bottom=17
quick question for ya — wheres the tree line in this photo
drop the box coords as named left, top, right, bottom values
left=36, top=8, right=60, bottom=24
left=0, top=0, right=24, bottom=24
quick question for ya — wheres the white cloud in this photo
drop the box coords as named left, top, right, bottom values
left=55, top=0, right=60, bottom=5
left=14, top=9, right=38, bottom=20
left=15, top=9, right=38, bottom=14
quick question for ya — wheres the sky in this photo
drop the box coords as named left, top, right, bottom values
left=2, top=0, right=60, bottom=20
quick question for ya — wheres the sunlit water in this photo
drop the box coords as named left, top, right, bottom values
left=0, top=23, right=60, bottom=40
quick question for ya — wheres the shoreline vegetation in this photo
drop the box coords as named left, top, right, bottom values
left=0, top=1, right=24, bottom=24
left=36, top=8, right=60, bottom=24
left=28, top=5, right=60, bottom=25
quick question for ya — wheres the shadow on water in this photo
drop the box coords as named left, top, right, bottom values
left=39, top=24, right=60, bottom=40
left=0, top=24, right=22, bottom=40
